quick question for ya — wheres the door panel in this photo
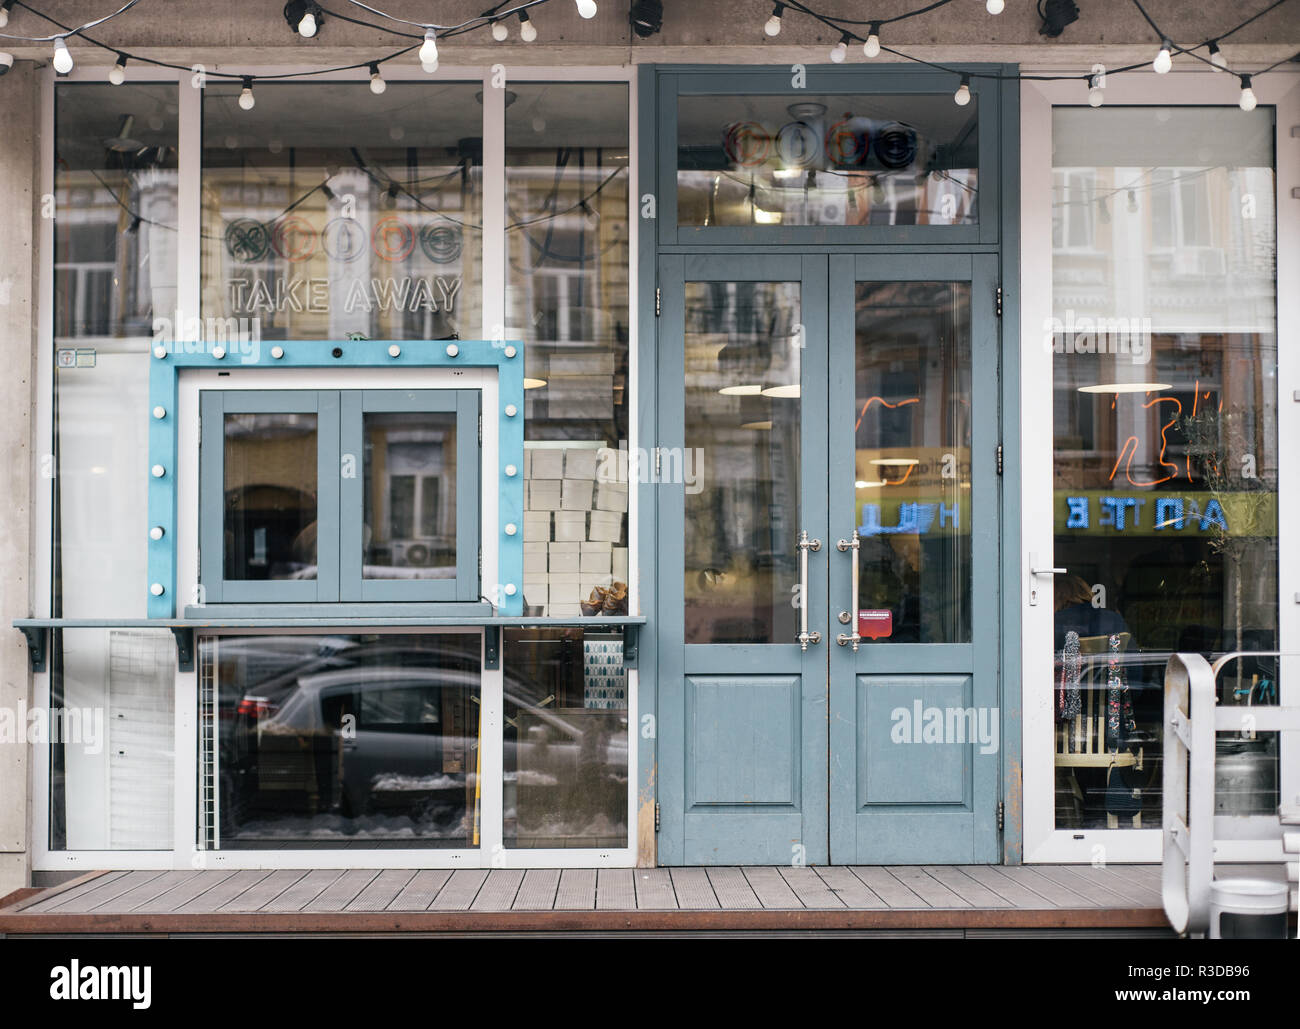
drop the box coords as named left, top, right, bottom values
left=658, top=253, right=829, bottom=866
left=828, top=253, right=1000, bottom=864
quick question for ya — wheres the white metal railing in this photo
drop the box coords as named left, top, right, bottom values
left=1162, top=651, right=1300, bottom=935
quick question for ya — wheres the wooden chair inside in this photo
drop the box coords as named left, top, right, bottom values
left=1055, top=632, right=1143, bottom=828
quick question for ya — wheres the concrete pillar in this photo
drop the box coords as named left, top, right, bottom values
left=0, top=60, right=39, bottom=898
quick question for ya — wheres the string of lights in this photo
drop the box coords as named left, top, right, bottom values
left=0, top=0, right=1292, bottom=112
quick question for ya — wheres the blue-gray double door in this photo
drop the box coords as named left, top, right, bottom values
left=657, top=251, right=1001, bottom=865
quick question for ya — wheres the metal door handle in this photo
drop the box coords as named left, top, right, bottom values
left=1027, top=552, right=1066, bottom=607
left=797, top=530, right=821, bottom=650
left=836, top=529, right=861, bottom=650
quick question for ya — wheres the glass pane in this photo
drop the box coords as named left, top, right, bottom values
left=201, top=82, right=483, bottom=343
left=207, top=633, right=481, bottom=849
left=363, top=411, right=457, bottom=578
left=678, top=94, right=978, bottom=227
left=505, top=83, right=631, bottom=600
left=684, top=280, right=800, bottom=644
left=223, top=412, right=318, bottom=581
left=50, top=628, right=175, bottom=850
left=853, top=282, right=971, bottom=643
left=1050, top=107, right=1278, bottom=830
left=502, top=629, right=629, bottom=849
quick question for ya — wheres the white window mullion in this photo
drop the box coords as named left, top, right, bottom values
left=481, top=68, right=506, bottom=344
left=177, top=78, right=202, bottom=329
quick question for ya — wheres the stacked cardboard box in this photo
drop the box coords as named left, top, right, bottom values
left=522, top=444, right=628, bottom=616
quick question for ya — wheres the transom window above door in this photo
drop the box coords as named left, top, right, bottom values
left=199, top=388, right=481, bottom=605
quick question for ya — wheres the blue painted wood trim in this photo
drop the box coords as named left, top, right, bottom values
left=146, top=339, right=525, bottom=618
left=997, top=62, right=1024, bottom=863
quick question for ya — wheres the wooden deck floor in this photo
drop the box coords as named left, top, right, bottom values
left=6, top=862, right=1260, bottom=935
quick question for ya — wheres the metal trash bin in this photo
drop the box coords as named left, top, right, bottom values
left=1208, top=878, right=1290, bottom=939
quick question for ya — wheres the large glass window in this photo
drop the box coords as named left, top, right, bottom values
left=506, top=83, right=630, bottom=615
left=677, top=93, right=978, bottom=228
left=1050, top=106, right=1278, bottom=830
left=201, top=82, right=483, bottom=342
left=203, top=633, right=481, bottom=849
left=50, top=84, right=180, bottom=849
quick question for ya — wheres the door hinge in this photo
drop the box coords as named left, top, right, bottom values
left=995, top=285, right=1003, bottom=317
left=655, top=286, right=661, bottom=317
left=653, top=446, right=661, bottom=477
left=478, top=413, right=482, bottom=444
left=654, top=801, right=661, bottom=832
left=997, top=801, right=1005, bottom=832
left=996, top=444, right=1003, bottom=475
left=478, top=547, right=482, bottom=579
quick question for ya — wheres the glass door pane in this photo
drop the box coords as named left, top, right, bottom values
left=684, top=280, right=802, bottom=644
left=852, top=281, right=972, bottom=643
left=223, top=412, right=319, bottom=581
left=363, top=411, right=458, bottom=579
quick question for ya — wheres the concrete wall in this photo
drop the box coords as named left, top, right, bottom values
left=0, top=60, right=39, bottom=898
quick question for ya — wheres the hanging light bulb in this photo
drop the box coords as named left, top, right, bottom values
left=862, top=23, right=881, bottom=58
left=1152, top=38, right=1173, bottom=74
left=0, top=1, right=14, bottom=29
left=1238, top=74, right=1256, bottom=111
left=369, top=62, right=386, bottom=95
left=986, top=0, right=1005, bottom=13
left=491, top=18, right=508, bottom=41
left=109, top=53, right=128, bottom=86
left=575, top=0, right=598, bottom=17
left=1088, top=74, right=1104, bottom=107
left=299, top=10, right=317, bottom=37
left=830, top=33, right=850, bottom=64
left=1208, top=40, right=1227, bottom=70
left=954, top=74, right=972, bottom=106
left=52, top=37, right=73, bottom=75
left=519, top=11, right=537, bottom=42
left=238, top=77, right=256, bottom=111
left=764, top=3, right=784, bottom=36
left=419, top=28, right=439, bottom=67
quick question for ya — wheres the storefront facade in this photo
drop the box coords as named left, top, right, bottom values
left=0, top=2, right=1296, bottom=888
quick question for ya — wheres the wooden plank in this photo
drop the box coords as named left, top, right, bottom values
left=429, top=869, right=488, bottom=911
left=595, top=868, right=634, bottom=910
left=778, top=867, right=845, bottom=909
left=923, top=866, right=1014, bottom=908
left=345, top=870, right=416, bottom=912
left=305, top=870, right=379, bottom=912
left=987, top=865, right=1096, bottom=907
left=742, top=866, right=802, bottom=908
left=512, top=869, right=561, bottom=911
left=1037, top=865, right=1158, bottom=908
left=135, top=872, right=235, bottom=914
left=45, top=871, right=164, bottom=913
left=705, top=867, right=763, bottom=909
left=178, top=870, right=272, bottom=913
left=7, top=871, right=120, bottom=913
left=471, top=869, right=525, bottom=911
left=633, top=868, right=678, bottom=910
left=669, top=868, right=719, bottom=909
left=886, top=867, right=972, bottom=908
left=849, top=866, right=929, bottom=908
left=219, top=870, right=309, bottom=912
left=815, top=866, right=886, bottom=909
left=388, top=870, right=451, bottom=910
left=263, top=870, right=344, bottom=913
left=555, top=868, right=597, bottom=910
left=959, top=865, right=1056, bottom=908
left=96, top=871, right=196, bottom=912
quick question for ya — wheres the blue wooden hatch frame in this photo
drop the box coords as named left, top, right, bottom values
left=147, top=338, right=525, bottom=618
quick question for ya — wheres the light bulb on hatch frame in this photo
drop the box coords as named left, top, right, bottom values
left=419, top=28, right=438, bottom=66
left=764, top=4, right=784, bottom=36
left=298, top=11, right=317, bottom=37
left=491, top=19, right=508, bottom=41
left=863, top=25, right=881, bottom=58
left=519, top=13, right=537, bottom=42
left=109, top=54, right=127, bottom=85
left=1238, top=75, right=1257, bottom=112
left=575, top=0, right=598, bottom=17
left=986, top=0, right=1005, bottom=13
left=1153, top=39, right=1172, bottom=74
left=238, top=79, right=256, bottom=111
left=369, top=63, right=386, bottom=95
left=52, top=38, right=73, bottom=75
left=953, top=75, right=972, bottom=106
left=830, top=35, right=848, bottom=63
